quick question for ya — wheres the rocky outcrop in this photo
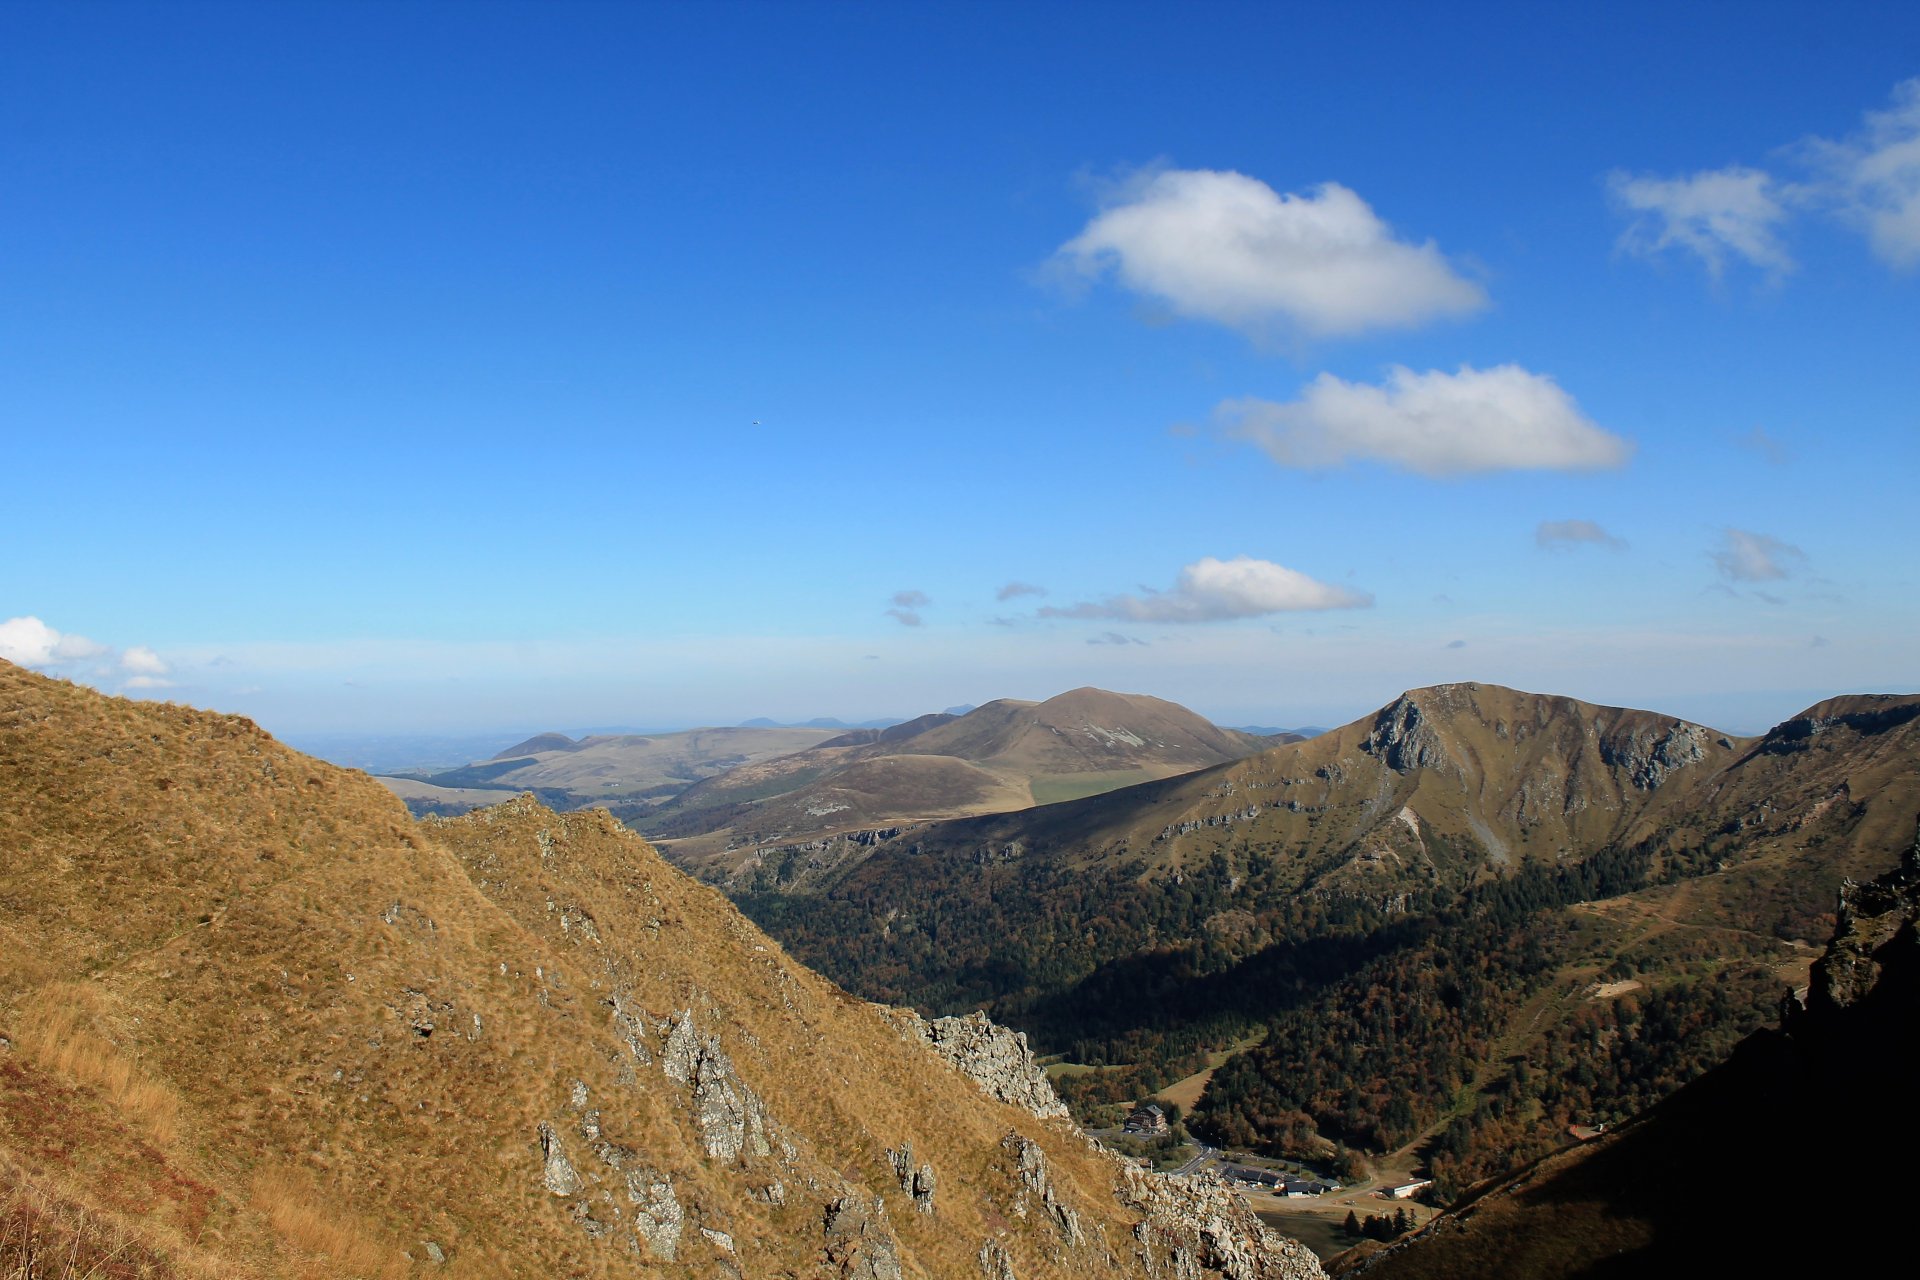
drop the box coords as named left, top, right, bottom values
left=1802, top=817, right=1920, bottom=1014
left=1001, top=1132, right=1084, bottom=1247
left=884, top=1009, right=1070, bottom=1120
left=662, top=1009, right=772, bottom=1161
left=1599, top=720, right=1713, bottom=790
left=538, top=1121, right=582, bottom=1196
left=1361, top=695, right=1449, bottom=774
left=885, top=1141, right=937, bottom=1214
left=822, top=1194, right=903, bottom=1280
left=978, top=1238, right=1018, bottom=1280
left=1115, top=1164, right=1326, bottom=1280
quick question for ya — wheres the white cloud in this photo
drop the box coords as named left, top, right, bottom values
left=1712, top=528, right=1805, bottom=582
left=1055, top=168, right=1486, bottom=339
left=0, top=616, right=109, bottom=667
left=121, top=645, right=169, bottom=676
left=1803, top=77, right=1920, bottom=269
left=1536, top=519, right=1627, bottom=551
left=1609, top=166, right=1794, bottom=276
left=996, top=581, right=1047, bottom=601
left=1219, top=364, right=1631, bottom=477
left=1040, top=555, right=1370, bottom=623
left=124, top=675, right=177, bottom=690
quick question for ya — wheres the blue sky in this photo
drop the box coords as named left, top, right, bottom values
left=3, top=0, right=1917, bottom=739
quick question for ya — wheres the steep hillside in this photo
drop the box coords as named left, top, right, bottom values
left=728, top=683, right=1920, bottom=1185
left=1344, top=820, right=1920, bottom=1278
left=0, top=662, right=1322, bottom=1280
left=646, top=687, right=1270, bottom=876
left=377, top=725, right=843, bottom=816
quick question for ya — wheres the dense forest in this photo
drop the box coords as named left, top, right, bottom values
left=739, top=826, right=1821, bottom=1182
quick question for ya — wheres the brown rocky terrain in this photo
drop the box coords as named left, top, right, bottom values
left=0, top=661, right=1322, bottom=1280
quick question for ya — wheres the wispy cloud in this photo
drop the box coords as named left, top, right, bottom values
left=1611, top=79, right=1920, bottom=276
left=1039, top=555, right=1370, bottom=623
left=886, top=589, right=930, bottom=627
left=1736, top=425, right=1790, bottom=464
left=996, top=581, right=1047, bottom=601
left=1608, top=165, right=1794, bottom=277
left=1802, top=77, right=1920, bottom=270
left=1219, top=365, right=1631, bottom=477
left=1712, top=528, right=1806, bottom=582
left=1054, top=167, right=1485, bottom=339
left=1086, top=631, right=1148, bottom=646
left=1536, top=519, right=1627, bottom=551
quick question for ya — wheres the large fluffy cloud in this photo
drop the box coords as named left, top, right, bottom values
left=0, top=616, right=108, bottom=667
left=1219, top=364, right=1631, bottom=477
left=1040, top=556, right=1370, bottom=623
left=1608, top=165, right=1794, bottom=276
left=1055, top=168, right=1486, bottom=338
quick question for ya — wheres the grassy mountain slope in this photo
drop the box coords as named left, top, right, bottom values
left=645, top=687, right=1270, bottom=875
left=0, top=662, right=1321, bottom=1279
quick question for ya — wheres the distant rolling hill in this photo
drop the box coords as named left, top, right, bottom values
left=374, top=724, right=845, bottom=815
left=640, top=687, right=1273, bottom=876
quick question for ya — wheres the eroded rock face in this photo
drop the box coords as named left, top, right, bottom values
left=885, top=1141, right=937, bottom=1214
left=1362, top=696, right=1448, bottom=774
left=662, top=1009, right=772, bottom=1162
left=1600, top=721, right=1712, bottom=790
left=978, top=1238, right=1017, bottom=1280
left=1805, top=820, right=1920, bottom=1014
left=626, top=1171, right=684, bottom=1262
left=822, top=1194, right=903, bottom=1280
left=885, top=1009, right=1070, bottom=1120
left=1001, top=1132, right=1083, bottom=1247
left=537, top=1121, right=581, bottom=1196
left=1114, top=1164, right=1326, bottom=1280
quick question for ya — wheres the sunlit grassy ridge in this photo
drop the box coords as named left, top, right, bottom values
left=0, top=661, right=1268, bottom=1278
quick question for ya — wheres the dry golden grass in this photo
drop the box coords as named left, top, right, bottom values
left=12, top=989, right=179, bottom=1149
left=0, top=1157, right=177, bottom=1280
left=247, top=1170, right=402, bottom=1280
left=0, top=661, right=1234, bottom=1279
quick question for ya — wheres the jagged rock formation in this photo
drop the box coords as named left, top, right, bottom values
left=0, top=661, right=1322, bottom=1278
left=884, top=1008, right=1073, bottom=1119
left=1116, top=1162, right=1326, bottom=1280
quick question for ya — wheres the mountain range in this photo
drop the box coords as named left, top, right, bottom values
left=0, top=659, right=1323, bottom=1279
left=714, top=681, right=1920, bottom=1207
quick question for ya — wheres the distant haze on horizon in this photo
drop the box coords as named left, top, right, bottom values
left=3, top=3, right=1915, bottom=746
